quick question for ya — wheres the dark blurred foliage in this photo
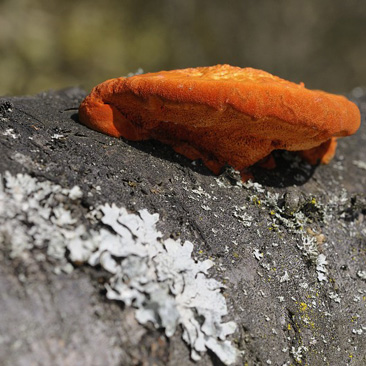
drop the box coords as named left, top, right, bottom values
left=1, top=0, right=366, bottom=95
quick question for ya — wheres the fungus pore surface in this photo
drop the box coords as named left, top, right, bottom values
left=79, top=65, right=360, bottom=180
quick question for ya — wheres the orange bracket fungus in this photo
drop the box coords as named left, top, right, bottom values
left=79, top=65, right=360, bottom=180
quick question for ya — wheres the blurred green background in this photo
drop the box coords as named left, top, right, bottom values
left=1, top=0, right=366, bottom=96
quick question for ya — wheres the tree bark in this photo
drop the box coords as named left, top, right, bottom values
left=0, top=88, right=365, bottom=365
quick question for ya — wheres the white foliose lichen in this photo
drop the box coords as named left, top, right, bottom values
left=0, top=171, right=237, bottom=365
left=316, top=253, right=328, bottom=282
left=353, top=160, right=366, bottom=170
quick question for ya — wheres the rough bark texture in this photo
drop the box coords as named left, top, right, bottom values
left=0, top=87, right=365, bottom=366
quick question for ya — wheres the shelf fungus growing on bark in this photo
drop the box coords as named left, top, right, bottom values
left=79, top=65, right=360, bottom=180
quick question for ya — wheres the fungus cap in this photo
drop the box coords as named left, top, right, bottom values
left=79, top=65, right=361, bottom=178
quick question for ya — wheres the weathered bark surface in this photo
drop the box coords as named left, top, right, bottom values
left=0, top=87, right=365, bottom=366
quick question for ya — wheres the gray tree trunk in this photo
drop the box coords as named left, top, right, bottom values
left=0, top=87, right=365, bottom=365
